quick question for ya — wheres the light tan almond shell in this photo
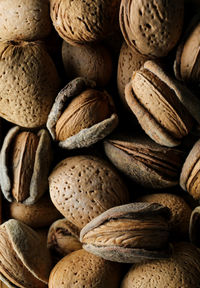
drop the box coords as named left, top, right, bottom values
left=50, top=0, right=120, bottom=45
left=2, top=219, right=52, bottom=285
left=47, top=77, right=118, bottom=149
left=180, top=139, right=200, bottom=199
left=0, top=0, right=51, bottom=41
left=48, top=249, right=122, bottom=288
left=144, top=60, right=200, bottom=125
left=119, top=0, right=184, bottom=57
left=62, top=41, right=112, bottom=87
left=0, top=41, right=60, bottom=128
left=121, top=242, right=200, bottom=288
left=49, top=155, right=129, bottom=229
left=0, top=126, right=52, bottom=205
left=9, top=193, right=61, bottom=228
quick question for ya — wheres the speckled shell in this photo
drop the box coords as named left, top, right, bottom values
left=121, top=242, right=200, bottom=288
left=117, top=42, right=149, bottom=108
left=48, top=249, right=122, bottom=288
left=0, top=41, right=60, bottom=128
left=0, top=126, right=52, bottom=205
left=0, top=0, right=51, bottom=41
left=50, top=0, right=120, bottom=45
left=62, top=41, right=112, bottom=87
left=47, top=77, right=118, bottom=149
left=120, top=0, right=184, bottom=57
left=49, top=155, right=129, bottom=229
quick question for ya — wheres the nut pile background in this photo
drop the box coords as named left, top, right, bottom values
left=0, top=0, right=199, bottom=287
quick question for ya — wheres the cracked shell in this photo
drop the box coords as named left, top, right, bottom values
left=104, top=133, right=184, bottom=188
left=125, top=61, right=195, bottom=147
left=0, top=40, right=60, bottom=128
left=47, top=218, right=82, bottom=261
left=47, top=77, right=118, bottom=149
left=137, top=193, right=192, bottom=239
left=50, top=0, right=120, bottom=45
left=0, top=126, right=52, bottom=205
left=80, top=203, right=171, bottom=263
left=49, top=155, right=129, bottom=229
left=0, top=219, right=52, bottom=288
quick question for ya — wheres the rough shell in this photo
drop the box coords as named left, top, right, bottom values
left=47, top=77, right=118, bottom=149
left=0, top=41, right=60, bottom=128
left=48, top=249, right=122, bottom=288
left=50, top=0, right=121, bottom=45
left=49, top=155, right=129, bottom=229
left=80, top=203, right=171, bottom=263
left=125, top=61, right=195, bottom=147
left=121, top=242, right=200, bottom=288
left=120, top=0, right=184, bottom=57
left=0, top=0, right=51, bottom=41
left=0, top=219, right=52, bottom=287
left=104, top=133, right=184, bottom=188
left=0, top=126, right=52, bottom=205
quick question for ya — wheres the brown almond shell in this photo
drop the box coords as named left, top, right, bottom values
left=0, top=126, right=52, bottom=205
left=9, top=193, right=61, bottom=228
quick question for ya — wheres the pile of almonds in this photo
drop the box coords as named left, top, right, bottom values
left=0, top=0, right=200, bottom=287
